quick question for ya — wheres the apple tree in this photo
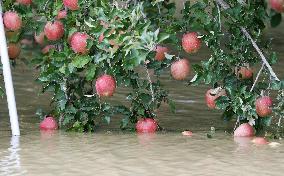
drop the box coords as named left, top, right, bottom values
left=1, top=0, right=284, bottom=134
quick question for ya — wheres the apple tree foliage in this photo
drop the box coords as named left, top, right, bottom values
left=1, top=0, right=284, bottom=133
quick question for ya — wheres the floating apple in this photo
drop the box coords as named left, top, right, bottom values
left=234, top=123, right=254, bottom=137
left=40, top=116, right=58, bottom=130
left=136, top=118, right=158, bottom=133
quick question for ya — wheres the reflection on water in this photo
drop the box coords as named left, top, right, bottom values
left=1, top=3, right=284, bottom=176
left=0, top=136, right=26, bottom=176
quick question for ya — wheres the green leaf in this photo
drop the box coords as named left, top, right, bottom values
left=140, top=93, right=152, bottom=105
left=215, top=96, right=230, bottom=110
left=260, top=117, right=272, bottom=126
left=165, top=53, right=175, bottom=60
left=157, top=33, right=170, bottom=43
left=63, top=114, right=75, bottom=126
left=71, top=56, right=91, bottom=68
left=85, top=64, right=97, bottom=81
left=120, top=117, right=129, bottom=129
left=271, top=13, right=282, bottom=28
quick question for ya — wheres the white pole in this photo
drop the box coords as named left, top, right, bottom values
left=0, top=3, right=20, bottom=136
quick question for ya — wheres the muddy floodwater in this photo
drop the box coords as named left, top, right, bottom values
left=1, top=10, right=284, bottom=176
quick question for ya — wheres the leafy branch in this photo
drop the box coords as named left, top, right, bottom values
left=216, top=0, right=280, bottom=81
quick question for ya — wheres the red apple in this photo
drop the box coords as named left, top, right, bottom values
left=95, top=74, right=116, bottom=97
left=182, top=32, right=201, bottom=53
left=70, top=32, right=89, bottom=54
left=234, top=123, right=254, bottom=137
left=63, top=0, right=79, bottom=10
left=255, top=96, right=273, bottom=117
left=136, top=118, right=158, bottom=133
left=205, top=88, right=226, bottom=109
left=236, top=66, right=253, bottom=79
left=269, top=0, right=284, bottom=13
left=40, top=116, right=58, bottom=130
left=155, top=45, right=169, bottom=61
left=34, top=32, right=45, bottom=45
left=16, top=0, right=32, bottom=5
left=171, top=59, right=190, bottom=80
left=182, top=130, right=193, bottom=137
left=44, top=21, right=64, bottom=41
left=56, top=10, right=67, bottom=20
left=8, top=43, right=21, bottom=59
left=252, top=137, right=269, bottom=145
left=3, top=11, right=22, bottom=31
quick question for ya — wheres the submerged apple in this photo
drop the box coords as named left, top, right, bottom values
left=182, top=130, right=193, bottom=137
left=136, top=118, right=158, bottom=133
left=252, top=137, right=269, bottom=145
left=40, top=116, right=58, bottom=130
left=234, top=123, right=254, bottom=137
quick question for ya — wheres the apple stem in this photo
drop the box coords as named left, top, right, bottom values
left=250, top=63, right=264, bottom=92
left=216, top=0, right=280, bottom=82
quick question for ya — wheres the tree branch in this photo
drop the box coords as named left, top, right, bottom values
left=216, top=0, right=280, bottom=81
left=144, top=65, right=155, bottom=102
left=250, top=64, right=264, bottom=92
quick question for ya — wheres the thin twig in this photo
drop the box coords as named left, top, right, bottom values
left=157, top=3, right=161, bottom=14
left=215, top=1, right=222, bottom=32
left=216, top=0, right=280, bottom=81
left=144, top=64, right=155, bottom=102
left=237, top=0, right=245, bottom=5
left=250, top=64, right=264, bottom=92
left=216, top=0, right=230, bottom=9
left=234, top=116, right=240, bottom=131
left=43, top=0, right=50, bottom=10
left=278, top=116, right=282, bottom=127
left=241, top=28, right=280, bottom=81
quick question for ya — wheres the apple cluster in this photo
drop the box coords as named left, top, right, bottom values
left=1, top=0, right=282, bottom=135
